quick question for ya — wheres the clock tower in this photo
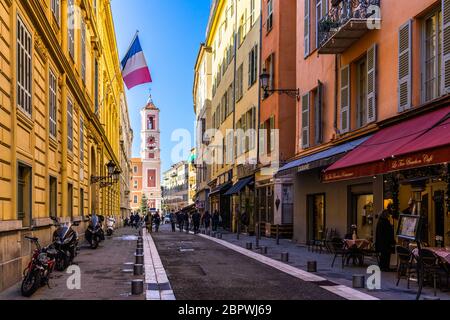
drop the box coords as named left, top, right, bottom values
left=140, top=95, right=162, bottom=211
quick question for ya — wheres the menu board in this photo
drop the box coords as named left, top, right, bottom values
left=397, top=215, right=421, bottom=241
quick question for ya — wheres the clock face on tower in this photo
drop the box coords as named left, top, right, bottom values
left=147, top=136, right=156, bottom=150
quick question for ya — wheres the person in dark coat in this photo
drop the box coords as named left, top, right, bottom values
left=375, top=204, right=396, bottom=272
left=153, top=211, right=161, bottom=232
left=169, top=211, right=177, bottom=232
left=184, top=212, right=190, bottom=233
left=192, top=210, right=201, bottom=234
left=177, top=211, right=185, bottom=232
left=203, top=211, right=212, bottom=231
left=212, top=211, right=220, bottom=231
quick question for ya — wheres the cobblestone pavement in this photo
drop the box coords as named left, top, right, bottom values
left=214, top=230, right=450, bottom=300
left=152, top=225, right=344, bottom=300
left=0, top=228, right=145, bottom=300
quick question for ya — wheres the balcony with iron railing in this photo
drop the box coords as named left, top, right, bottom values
left=318, top=0, right=381, bottom=54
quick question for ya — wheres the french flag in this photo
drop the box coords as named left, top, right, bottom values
left=121, top=35, right=152, bottom=90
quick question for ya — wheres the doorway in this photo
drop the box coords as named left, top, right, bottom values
left=350, top=194, right=374, bottom=240
left=307, top=194, right=326, bottom=241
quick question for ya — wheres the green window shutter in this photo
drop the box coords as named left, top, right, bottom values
left=340, top=65, right=350, bottom=133
left=367, top=44, right=377, bottom=124
left=398, top=21, right=412, bottom=112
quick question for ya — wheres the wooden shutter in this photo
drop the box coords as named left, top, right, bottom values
left=442, top=0, right=450, bottom=94
left=304, top=0, right=310, bottom=57
left=340, top=65, right=350, bottom=133
left=302, top=93, right=310, bottom=148
left=367, top=44, right=377, bottom=124
left=315, top=81, right=324, bottom=145
left=398, top=21, right=412, bottom=112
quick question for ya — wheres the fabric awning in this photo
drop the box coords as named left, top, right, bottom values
left=323, top=107, right=450, bottom=182
left=224, top=176, right=254, bottom=196
left=277, top=136, right=372, bottom=175
left=209, top=182, right=232, bottom=197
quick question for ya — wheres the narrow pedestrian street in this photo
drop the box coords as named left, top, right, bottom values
left=151, top=226, right=343, bottom=300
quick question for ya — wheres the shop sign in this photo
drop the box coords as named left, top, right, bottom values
left=297, top=163, right=311, bottom=172
left=323, top=170, right=356, bottom=182
left=390, top=153, right=434, bottom=171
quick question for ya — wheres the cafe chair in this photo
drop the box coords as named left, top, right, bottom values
left=330, top=238, right=348, bottom=269
left=396, top=246, right=415, bottom=289
left=421, top=249, right=443, bottom=297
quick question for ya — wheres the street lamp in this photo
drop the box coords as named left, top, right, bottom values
left=260, top=68, right=300, bottom=101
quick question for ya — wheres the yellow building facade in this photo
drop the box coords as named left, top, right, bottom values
left=202, top=0, right=260, bottom=231
left=0, top=0, right=125, bottom=291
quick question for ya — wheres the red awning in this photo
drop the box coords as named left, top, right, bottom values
left=323, top=107, right=450, bottom=182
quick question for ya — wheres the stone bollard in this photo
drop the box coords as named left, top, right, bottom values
left=260, top=246, right=268, bottom=254
left=134, top=264, right=144, bottom=276
left=307, top=261, right=318, bottom=273
left=136, top=248, right=143, bottom=255
left=138, top=228, right=143, bottom=237
left=352, top=275, right=365, bottom=289
left=135, top=254, right=144, bottom=265
left=246, top=242, right=253, bottom=250
left=217, top=233, right=223, bottom=239
left=281, top=252, right=289, bottom=262
left=131, top=279, right=144, bottom=295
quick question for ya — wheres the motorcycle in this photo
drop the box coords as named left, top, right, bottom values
left=21, top=236, right=57, bottom=297
left=51, top=217, right=80, bottom=271
left=85, top=214, right=105, bottom=249
left=106, top=216, right=116, bottom=236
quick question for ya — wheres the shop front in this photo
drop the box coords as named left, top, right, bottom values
left=324, top=106, right=450, bottom=247
left=277, top=136, right=375, bottom=243
left=225, top=176, right=255, bottom=234
left=208, top=170, right=233, bottom=230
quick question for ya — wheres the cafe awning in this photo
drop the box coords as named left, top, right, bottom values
left=277, top=136, right=372, bottom=175
left=323, top=107, right=450, bottom=182
left=209, top=182, right=232, bottom=197
left=224, top=176, right=254, bottom=196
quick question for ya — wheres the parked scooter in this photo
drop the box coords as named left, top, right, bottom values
left=21, top=236, right=57, bottom=297
left=51, top=217, right=80, bottom=271
left=106, top=216, right=116, bottom=236
left=85, top=214, right=105, bottom=249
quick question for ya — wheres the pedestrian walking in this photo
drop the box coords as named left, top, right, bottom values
left=203, top=211, right=212, bottom=232
left=185, top=211, right=190, bottom=233
left=212, top=211, right=219, bottom=231
left=170, top=210, right=177, bottom=232
left=153, top=211, right=161, bottom=232
left=375, top=204, right=396, bottom=272
left=145, top=212, right=152, bottom=233
left=192, top=210, right=201, bottom=234
left=178, top=211, right=185, bottom=232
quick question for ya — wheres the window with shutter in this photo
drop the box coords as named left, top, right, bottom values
left=302, top=93, right=310, bottom=149
left=398, top=21, right=412, bottom=112
left=304, top=0, right=310, bottom=57
left=340, top=65, right=350, bottom=133
left=442, top=0, right=450, bottom=94
left=367, top=44, right=377, bottom=123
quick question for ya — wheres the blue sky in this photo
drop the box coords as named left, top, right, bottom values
left=111, top=0, right=211, bottom=172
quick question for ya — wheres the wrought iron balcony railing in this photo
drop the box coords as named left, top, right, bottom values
left=318, top=0, right=380, bottom=54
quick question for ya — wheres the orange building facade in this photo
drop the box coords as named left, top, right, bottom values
left=257, top=0, right=298, bottom=236
left=130, top=158, right=143, bottom=212
left=277, top=0, right=450, bottom=248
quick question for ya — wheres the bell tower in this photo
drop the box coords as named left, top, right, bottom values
left=140, top=95, right=162, bottom=211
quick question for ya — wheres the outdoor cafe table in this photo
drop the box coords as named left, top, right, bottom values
left=413, top=247, right=450, bottom=265
left=344, top=239, right=372, bottom=266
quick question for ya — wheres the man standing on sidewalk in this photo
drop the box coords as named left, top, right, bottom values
left=170, top=210, right=177, bottom=232
left=192, top=210, right=201, bottom=234
left=178, top=211, right=185, bottom=232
